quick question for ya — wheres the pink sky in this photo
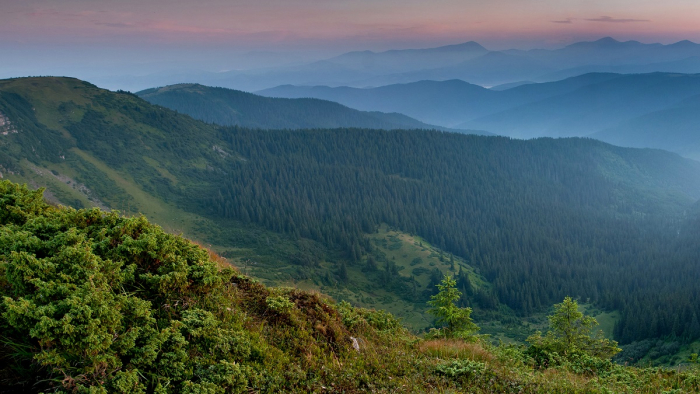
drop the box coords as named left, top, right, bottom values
left=2, top=0, right=700, bottom=83
left=2, top=0, right=700, bottom=51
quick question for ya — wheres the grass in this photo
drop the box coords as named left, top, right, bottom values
left=69, top=147, right=202, bottom=233
left=142, top=156, right=179, bottom=185
left=579, top=304, right=620, bottom=340
left=594, top=310, right=620, bottom=340
left=368, top=224, right=487, bottom=290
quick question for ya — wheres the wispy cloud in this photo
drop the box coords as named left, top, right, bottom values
left=552, top=18, right=574, bottom=24
left=26, top=8, right=119, bottom=19
left=585, top=16, right=650, bottom=23
left=94, top=22, right=135, bottom=29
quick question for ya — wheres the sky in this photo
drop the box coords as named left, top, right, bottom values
left=2, top=0, right=700, bottom=77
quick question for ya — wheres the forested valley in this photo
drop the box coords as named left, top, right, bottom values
left=205, top=127, right=700, bottom=347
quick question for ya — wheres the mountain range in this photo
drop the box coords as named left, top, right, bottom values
left=88, top=37, right=700, bottom=92
left=260, top=72, right=700, bottom=159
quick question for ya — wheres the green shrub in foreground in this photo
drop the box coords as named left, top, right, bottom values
left=0, top=182, right=261, bottom=393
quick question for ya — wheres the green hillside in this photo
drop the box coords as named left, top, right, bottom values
left=3, top=77, right=700, bottom=363
left=137, top=83, right=481, bottom=133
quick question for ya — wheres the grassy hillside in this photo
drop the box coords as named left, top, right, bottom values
left=3, top=77, right=700, bottom=359
left=3, top=181, right=700, bottom=393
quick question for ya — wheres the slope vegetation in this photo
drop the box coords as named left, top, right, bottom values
left=2, top=77, right=700, bottom=352
left=3, top=181, right=700, bottom=393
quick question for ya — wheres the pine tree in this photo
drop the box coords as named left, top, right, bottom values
left=427, top=275, right=479, bottom=339
left=527, top=297, right=620, bottom=361
left=338, top=261, right=349, bottom=283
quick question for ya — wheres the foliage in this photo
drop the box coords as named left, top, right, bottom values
left=5, top=77, right=700, bottom=350
left=0, top=182, right=257, bottom=392
left=427, top=275, right=479, bottom=338
left=266, top=295, right=295, bottom=315
left=337, top=300, right=405, bottom=334
left=527, top=297, right=621, bottom=370
left=435, top=359, right=486, bottom=378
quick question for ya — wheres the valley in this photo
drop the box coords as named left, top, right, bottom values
left=3, top=77, right=700, bottom=369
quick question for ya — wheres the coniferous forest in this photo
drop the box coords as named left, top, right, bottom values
left=205, top=127, right=700, bottom=345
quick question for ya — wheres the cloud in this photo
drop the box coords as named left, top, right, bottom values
left=26, top=8, right=101, bottom=19
left=94, top=22, right=135, bottom=29
left=552, top=18, right=573, bottom=24
left=585, top=16, right=650, bottom=23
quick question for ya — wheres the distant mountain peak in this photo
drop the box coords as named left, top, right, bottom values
left=398, top=79, right=484, bottom=90
left=480, top=51, right=511, bottom=58
left=342, top=50, right=376, bottom=56
left=431, top=41, right=488, bottom=52
left=668, top=40, right=699, bottom=48
left=565, top=37, right=645, bottom=50
left=595, top=37, right=620, bottom=44
left=334, top=42, right=488, bottom=60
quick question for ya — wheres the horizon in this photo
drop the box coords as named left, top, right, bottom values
left=1, top=35, right=697, bottom=86
left=2, top=0, right=700, bottom=84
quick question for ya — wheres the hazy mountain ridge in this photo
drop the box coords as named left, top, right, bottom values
left=321, top=41, right=489, bottom=74
left=136, top=83, right=486, bottom=133
left=260, top=72, right=700, bottom=159
left=257, top=73, right=629, bottom=126
left=81, top=37, right=700, bottom=92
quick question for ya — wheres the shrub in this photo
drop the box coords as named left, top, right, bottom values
left=0, top=181, right=257, bottom=392
left=435, top=359, right=487, bottom=379
left=266, top=295, right=295, bottom=315
left=526, top=297, right=620, bottom=374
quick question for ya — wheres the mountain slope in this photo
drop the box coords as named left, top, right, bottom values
left=4, top=77, right=700, bottom=348
left=136, top=83, right=482, bottom=133
left=259, top=80, right=498, bottom=127
left=257, top=73, right=627, bottom=128
left=260, top=72, right=700, bottom=158
left=464, top=73, right=700, bottom=138
left=324, top=41, right=489, bottom=74
left=592, top=94, right=700, bottom=159
left=356, top=51, right=554, bottom=88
